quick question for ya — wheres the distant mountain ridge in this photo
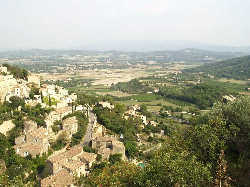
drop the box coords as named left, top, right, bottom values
left=0, top=48, right=246, bottom=63
left=185, top=55, right=250, bottom=80
left=1, top=40, right=250, bottom=53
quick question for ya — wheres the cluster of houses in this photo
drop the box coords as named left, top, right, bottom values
left=0, top=66, right=128, bottom=186
left=40, top=84, right=77, bottom=108
left=123, top=104, right=158, bottom=128
left=41, top=145, right=97, bottom=187
left=0, top=65, right=39, bottom=103
left=14, top=120, right=50, bottom=157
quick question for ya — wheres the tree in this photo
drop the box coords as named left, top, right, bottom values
left=85, top=161, right=141, bottom=187
left=8, top=96, right=25, bottom=110
left=138, top=143, right=212, bottom=187
left=214, top=150, right=231, bottom=187
left=109, top=154, right=122, bottom=164
left=125, top=141, right=138, bottom=158
left=186, top=96, right=250, bottom=186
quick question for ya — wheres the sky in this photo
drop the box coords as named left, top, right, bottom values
left=0, top=0, right=250, bottom=50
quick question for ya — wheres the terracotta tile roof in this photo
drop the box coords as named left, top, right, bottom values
left=55, top=106, right=72, bottom=115
left=78, top=152, right=97, bottom=163
left=14, top=143, right=43, bottom=156
left=49, top=145, right=83, bottom=163
left=27, top=127, right=48, bottom=138
left=63, top=159, right=84, bottom=171
left=41, top=169, right=74, bottom=187
left=24, top=120, right=37, bottom=132
left=95, top=136, right=115, bottom=142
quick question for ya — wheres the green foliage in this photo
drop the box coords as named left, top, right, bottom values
left=52, top=120, right=62, bottom=133
left=185, top=55, right=250, bottom=80
left=8, top=96, right=25, bottom=110
left=42, top=96, right=58, bottom=106
left=138, top=104, right=152, bottom=118
left=83, top=146, right=96, bottom=153
left=51, top=133, right=68, bottom=151
left=29, top=86, right=40, bottom=99
left=85, top=161, right=141, bottom=187
left=124, top=141, right=138, bottom=158
left=109, top=153, right=122, bottom=164
left=77, top=93, right=100, bottom=105
left=111, top=79, right=152, bottom=94
left=94, top=104, right=141, bottom=142
left=23, top=104, right=51, bottom=127
left=138, top=143, right=212, bottom=187
left=3, top=64, right=29, bottom=80
left=115, top=93, right=162, bottom=103
left=186, top=96, right=250, bottom=186
left=65, top=111, right=88, bottom=146
left=158, top=81, right=236, bottom=109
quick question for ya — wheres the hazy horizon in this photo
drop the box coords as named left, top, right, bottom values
left=1, top=0, right=250, bottom=50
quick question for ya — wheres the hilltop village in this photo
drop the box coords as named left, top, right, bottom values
left=0, top=65, right=131, bottom=186
left=0, top=59, right=249, bottom=187
left=0, top=65, right=166, bottom=187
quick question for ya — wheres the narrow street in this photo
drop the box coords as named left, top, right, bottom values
left=83, top=109, right=96, bottom=145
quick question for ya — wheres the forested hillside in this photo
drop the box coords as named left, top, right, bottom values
left=185, top=55, right=250, bottom=80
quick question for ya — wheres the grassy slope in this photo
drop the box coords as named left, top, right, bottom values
left=185, top=55, right=250, bottom=80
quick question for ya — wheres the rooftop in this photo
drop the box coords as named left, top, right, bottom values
left=41, top=169, right=74, bottom=187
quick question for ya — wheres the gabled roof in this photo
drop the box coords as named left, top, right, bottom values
left=41, top=169, right=74, bottom=187
left=78, top=152, right=97, bottom=163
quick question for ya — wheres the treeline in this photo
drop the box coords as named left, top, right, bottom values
left=158, top=81, right=236, bottom=109
left=81, top=96, right=250, bottom=187
left=111, top=79, right=152, bottom=94
left=185, top=55, right=250, bottom=80
left=2, top=64, right=29, bottom=80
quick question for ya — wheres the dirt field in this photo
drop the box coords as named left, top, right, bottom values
left=218, top=78, right=248, bottom=85
left=96, top=91, right=134, bottom=97
left=240, top=92, right=250, bottom=96
left=38, top=68, right=153, bottom=86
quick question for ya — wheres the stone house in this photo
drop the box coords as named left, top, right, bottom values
left=0, top=120, right=15, bottom=136
left=45, top=145, right=97, bottom=184
left=78, top=152, right=97, bottom=170
left=98, top=101, right=114, bottom=110
left=62, top=116, right=78, bottom=139
left=24, top=120, right=37, bottom=133
left=45, top=106, right=72, bottom=134
left=27, top=75, right=40, bottom=87
left=58, top=87, right=68, bottom=96
left=41, top=169, right=74, bottom=187
left=14, top=121, right=50, bottom=158
left=92, top=124, right=105, bottom=139
left=69, top=93, right=77, bottom=102
left=0, top=66, right=8, bottom=74
left=91, top=136, right=126, bottom=160
left=129, top=105, right=140, bottom=111
left=140, top=115, right=147, bottom=125
left=5, top=84, right=30, bottom=102
left=149, top=120, right=158, bottom=127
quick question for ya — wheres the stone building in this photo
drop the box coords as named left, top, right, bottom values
left=13, top=121, right=50, bottom=157
left=91, top=136, right=126, bottom=160
left=28, top=75, right=40, bottom=87
left=0, top=120, right=15, bottom=136
left=40, top=169, right=74, bottom=187
left=62, top=116, right=78, bottom=139
left=42, top=145, right=97, bottom=186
